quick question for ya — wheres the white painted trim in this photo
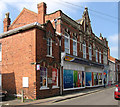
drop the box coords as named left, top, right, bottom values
left=52, top=86, right=60, bottom=89
left=56, top=32, right=62, bottom=36
left=14, top=94, right=22, bottom=97
left=0, top=22, right=42, bottom=37
left=46, top=55, right=54, bottom=58
left=40, top=87, right=49, bottom=90
left=63, top=87, right=85, bottom=91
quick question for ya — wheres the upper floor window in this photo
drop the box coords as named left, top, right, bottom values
left=0, top=44, right=2, bottom=61
left=96, top=49, right=98, bottom=62
left=79, top=35, right=83, bottom=51
left=103, top=51, right=107, bottom=64
left=47, top=38, right=52, bottom=56
left=89, top=45, right=92, bottom=60
left=99, top=51, right=101, bottom=63
left=83, top=42, right=86, bottom=59
left=64, top=32, right=70, bottom=54
left=73, top=35, right=77, bottom=56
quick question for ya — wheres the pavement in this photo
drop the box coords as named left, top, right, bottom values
left=0, top=85, right=116, bottom=106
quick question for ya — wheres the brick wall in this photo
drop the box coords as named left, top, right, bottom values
left=1, top=29, right=36, bottom=99
left=35, top=21, right=60, bottom=99
left=9, top=8, right=37, bottom=30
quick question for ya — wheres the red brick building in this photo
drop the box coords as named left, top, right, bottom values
left=1, top=7, right=61, bottom=99
left=115, top=59, right=120, bottom=84
left=1, top=2, right=110, bottom=99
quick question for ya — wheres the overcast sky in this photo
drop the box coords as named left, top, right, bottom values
left=0, top=0, right=119, bottom=59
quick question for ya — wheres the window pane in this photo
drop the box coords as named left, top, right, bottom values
left=64, top=36, right=70, bottom=54
left=89, top=47, right=92, bottom=60
left=83, top=44, right=86, bottom=58
left=65, top=48, right=69, bottom=53
left=65, top=39, right=68, bottom=47
left=40, top=67, right=47, bottom=87
left=96, top=50, right=98, bottom=62
left=99, top=52, right=101, bottom=63
left=52, top=68, right=58, bottom=86
left=47, top=46, right=50, bottom=55
left=47, top=38, right=52, bottom=55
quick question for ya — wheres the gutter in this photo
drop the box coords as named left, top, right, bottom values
left=0, top=22, right=43, bottom=38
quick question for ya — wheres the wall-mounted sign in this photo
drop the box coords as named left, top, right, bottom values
left=23, top=77, right=29, bottom=88
left=37, top=64, right=40, bottom=71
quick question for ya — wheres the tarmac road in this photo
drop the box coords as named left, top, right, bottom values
left=53, top=87, right=118, bottom=105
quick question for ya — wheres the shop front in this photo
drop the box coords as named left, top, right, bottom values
left=63, top=61, right=85, bottom=90
left=104, top=70, right=108, bottom=85
left=85, top=67, right=103, bottom=87
left=63, top=62, right=104, bottom=91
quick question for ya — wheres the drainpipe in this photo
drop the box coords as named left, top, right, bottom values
left=58, top=35, right=66, bottom=95
left=60, top=52, right=66, bottom=95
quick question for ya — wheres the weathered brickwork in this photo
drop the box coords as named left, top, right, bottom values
left=1, top=2, right=109, bottom=99
left=1, top=29, right=36, bottom=99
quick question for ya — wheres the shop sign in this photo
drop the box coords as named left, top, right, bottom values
left=65, top=55, right=75, bottom=62
left=103, top=72, right=106, bottom=75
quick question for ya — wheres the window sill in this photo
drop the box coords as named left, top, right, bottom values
left=46, top=55, right=54, bottom=58
left=40, top=87, right=49, bottom=90
left=52, top=86, right=59, bottom=89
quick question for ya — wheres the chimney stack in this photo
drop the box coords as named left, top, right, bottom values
left=37, top=2, right=47, bottom=24
left=3, top=12, right=11, bottom=32
left=99, top=33, right=103, bottom=40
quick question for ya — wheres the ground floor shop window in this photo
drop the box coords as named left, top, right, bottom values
left=82, top=71, right=85, bottom=87
left=73, top=71, right=82, bottom=87
left=85, top=72, right=92, bottom=86
left=63, top=70, right=84, bottom=89
left=93, top=72, right=98, bottom=86
left=78, top=71, right=82, bottom=87
left=98, top=73, right=102, bottom=85
left=52, top=68, right=58, bottom=87
left=40, top=67, right=47, bottom=88
left=63, top=70, right=73, bottom=89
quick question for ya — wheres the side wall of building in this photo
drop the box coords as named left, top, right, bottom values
left=1, top=29, right=37, bottom=99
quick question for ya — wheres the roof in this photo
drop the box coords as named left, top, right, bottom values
left=0, top=22, right=42, bottom=38
left=76, top=19, right=83, bottom=24
left=109, top=56, right=115, bottom=63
